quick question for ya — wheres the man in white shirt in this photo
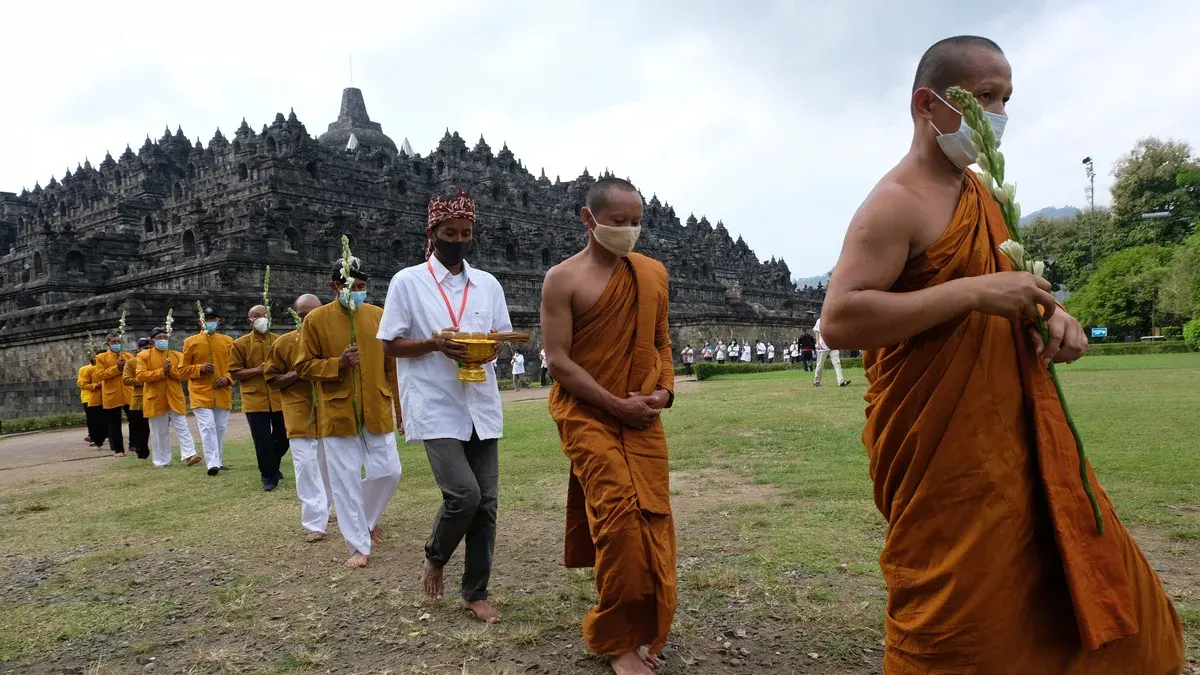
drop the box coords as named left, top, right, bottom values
left=378, top=189, right=512, bottom=624
left=681, top=344, right=694, bottom=376
left=767, top=342, right=776, bottom=363
left=812, top=317, right=851, bottom=387
left=728, top=341, right=739, bottom=362
left=511, top=351, right=526, bottom=391
left=715, top=340, right=726, bottom=364
left=756, top=340, right=767, bottom=363
left=539, top=347, right=550, bottom=387
left=741, top=340, right=753, bottom=363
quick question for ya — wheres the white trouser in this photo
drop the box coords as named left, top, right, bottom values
left=324, top=432, right=402, bottom=556
left=814, top=349, right=844, bottom=384
left=193, top=407, right=230, bottom=470
left=147, top=411, right=196, bottom=467
left=290, top=437, right=334, bottom=534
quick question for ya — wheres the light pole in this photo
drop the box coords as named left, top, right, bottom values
left=1082, top=157, right=1096, bottom=268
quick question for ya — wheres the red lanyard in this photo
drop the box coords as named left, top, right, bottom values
left=427, top=260, right=470, bottom=330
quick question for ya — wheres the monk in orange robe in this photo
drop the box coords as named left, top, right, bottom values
left=542, top=177, right=676, bottom=675
left=821, top=36, right=1183, bottom=673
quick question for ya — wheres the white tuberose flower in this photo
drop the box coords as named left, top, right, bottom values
left=998, top=239, right=1025, bottom=269
left=1031, top=260, right=1046, bottom=278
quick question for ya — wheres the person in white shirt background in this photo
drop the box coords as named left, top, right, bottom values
left=741, top=340, right=753, bottom=363
left=378, top=189, right=511, bottom=624
left=767, top=342, right=775, bottom=363
left=755, top=340, right=767, bottom=363
left=812, top=317, right=851, bottom=387
left=538, top=347, right=549, bottom=387
left=716, top=340, right=727, bottom=364
left=729, top=340, right=740, bottom=363
left=511, top=350, right=527, bottom=391
left=681, top=344, right=694, bottom=375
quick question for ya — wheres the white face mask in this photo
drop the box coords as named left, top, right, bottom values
left=587, top=208, right=642, bottom=257
left=929, top=90, right=1008, bottom=171
left=252, top=317, right=270, bottom=333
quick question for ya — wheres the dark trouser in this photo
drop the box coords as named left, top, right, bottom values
left=247, top=411, right=290, bottom=486
left=540, top=368, right=550, bottom=387
left=802, top=353, right=814, bottom=371
left=684, top=362, right=693, bottom=375
left=127, top=407, right=150, bottom=459
left=758, top=354, right=766, bottom=363
left=102, top=406, right=125, bottom=453
left=86, top=405, right=107, bottom=447
left=423, top=429, right=499, bottom=601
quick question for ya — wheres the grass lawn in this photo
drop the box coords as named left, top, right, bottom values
left=0, top=354, right=1196, bottom=674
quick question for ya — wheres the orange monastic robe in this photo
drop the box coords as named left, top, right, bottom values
left=548, top=253, right=677, bottom=656
left=863, top=172, right=1183, bottom=674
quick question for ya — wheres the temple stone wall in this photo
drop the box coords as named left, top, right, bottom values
left=0, top=87, right=826, bottom=420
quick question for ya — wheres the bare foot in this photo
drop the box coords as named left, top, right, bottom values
left=421, top=559, right=445, bottom=599
left=460, top=599, right=501, bottom=623
left=370, top=525, right=384, bottom=543
left=638, top=646, right=663, bottom=669
left=304, top=531, right=324, bottom=543
left=185, top=456, right=201, bottom=466
left=328, top=510, right=337, bottom=524
left=344, top=552, right=368, bottom=568
left=611, top=652, right=654, bottom=675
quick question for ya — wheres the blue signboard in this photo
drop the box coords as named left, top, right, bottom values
left=1090, top=327, right=1108, bottom=339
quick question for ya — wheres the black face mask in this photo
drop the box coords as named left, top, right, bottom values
left=434, top=238, right=471, bottom=267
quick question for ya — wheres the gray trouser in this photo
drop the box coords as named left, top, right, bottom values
left=423, top=429, right=499, bottom=601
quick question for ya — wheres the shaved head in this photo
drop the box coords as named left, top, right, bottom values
left=248, top=304, right=268, bottom=319
left=912, top=35, right=1003, bottom=95
left=294, top=294, right=321, bottom=316
left=585, top=177, right=641, bottom=215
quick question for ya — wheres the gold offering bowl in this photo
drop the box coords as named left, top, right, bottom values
left=434, top=330, right=531, bottom=383
left=454, top=338, right=498, bottom=382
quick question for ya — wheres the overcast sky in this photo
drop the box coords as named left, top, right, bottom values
left=2, top=0, right=1197, bottom=276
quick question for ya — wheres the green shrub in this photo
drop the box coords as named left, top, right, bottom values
left=1161, top=325, right=1183, bottom=340
left=1085, top=340, right=1190, bottom=356
left=1184, top=319, right=1200, bottom=352
left=694, top=357, right=864, bottom=381
left=0, top=412, right=88, bottom=435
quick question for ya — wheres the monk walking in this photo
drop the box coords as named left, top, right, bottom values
left=541, top=177, right=676, bottom=675
left=821, top=36, right=1183, bottom=673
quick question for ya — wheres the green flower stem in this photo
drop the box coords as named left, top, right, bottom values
left=949, top=85, right=1103, bottom=534
left=340, top=234, right=363, bottom=435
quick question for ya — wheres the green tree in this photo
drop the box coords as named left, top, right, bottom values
left=1021, top=208, right=1120, bottom=291
left=1110, top=138, right=1200, bottom=247
left=1065, top=244, right=1177, bottom=336
left=1158, top=232, right=1200, bottom=320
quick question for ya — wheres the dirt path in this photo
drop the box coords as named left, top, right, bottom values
left=0, top=379, right=698, bottom=497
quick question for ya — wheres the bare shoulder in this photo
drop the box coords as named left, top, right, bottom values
left=849, top=175, right=926, bottom=240
left=545, top=253, right=585, bottom=290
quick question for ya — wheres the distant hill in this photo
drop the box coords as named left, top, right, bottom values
left=1020, top=205, right=1080, bottom=226
left=794, top=273, right=830, bottom=288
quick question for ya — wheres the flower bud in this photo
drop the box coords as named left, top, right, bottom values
left=1032, top=260, right=1046, bottom=278
left=999, top=239, right=1026, bottom=268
